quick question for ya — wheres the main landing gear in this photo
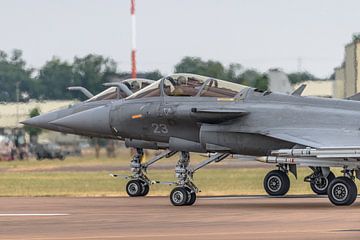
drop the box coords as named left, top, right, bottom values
left=305, top=167, right=335, bottom=195
left=305, top=167, right=358, bottom=206
left=112, top=148, right=177, bottom=197
left=263, top=169, right=290, bottom=196
left=263, top=165, right=358, bottom=206
left=263, top=164, right=294, bottom=196
left=169, top=151, right=229, bottom=206
left=126, top=148, right=148, bottom=197
left=327, top=169, right=358, bottom=206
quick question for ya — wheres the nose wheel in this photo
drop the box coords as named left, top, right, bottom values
left=170, top=187, right=196, bottom=206
left=169, top=152, right=229, bottom=206
left=111, top=149, right=177, bottom=198
left=126, top=179, right=149, bottom=197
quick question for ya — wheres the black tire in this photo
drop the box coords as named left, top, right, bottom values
left=140, top=183, right=150, bottom=197
left=310, top=171, right=335, bottom=195
left=185, top=188, right=196, bottom=206
left=126, top=180, right=143, bottom=197
left=327, top=177, right=357, bottom=206
left=264, top=170, right=290, bottom=196
left=170, top=187, right=188, bottom=206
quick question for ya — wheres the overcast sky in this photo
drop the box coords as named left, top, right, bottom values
left=1, top=0, right=359, bottom=77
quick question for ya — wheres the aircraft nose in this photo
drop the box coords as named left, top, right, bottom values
left=21, top=112, right=58, bottom=130
left=49, top=105, right=113, bottom=136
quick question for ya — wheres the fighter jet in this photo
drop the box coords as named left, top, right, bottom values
left=23, top=73, right=360, bottom=206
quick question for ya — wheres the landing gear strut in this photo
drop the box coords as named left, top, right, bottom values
left=169, top=151, right=229, bottom=206
left=170, top=151, right=196, bottom=206
left=126, top=148, right=149, bottom=197
left=327, top=168, right=357, bottom=206
left=112, top=148, right=177, bottom=197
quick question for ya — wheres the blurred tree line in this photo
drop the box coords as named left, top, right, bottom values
left=0, top=49, right=162, bottom=102
left=0, top=49, right=322, bottom=101
left=175, top=56, right=321, bottom=88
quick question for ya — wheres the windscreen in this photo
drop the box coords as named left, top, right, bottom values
left=199, top=79, right=246, bottom=97
left=163, top=75, right=206, bottom=97
left=86, top=87, right=118, bottom=102
left=126, top=80, right=161, bottom=99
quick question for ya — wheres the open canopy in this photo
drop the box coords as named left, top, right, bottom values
left=86, top=87, right=119, bottom=102
left=127, top=73, right=249, bottom=100
left=86, top=78, right=155, bottom=102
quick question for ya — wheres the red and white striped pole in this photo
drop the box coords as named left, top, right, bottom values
left=131, top=0, right=137, bottom=79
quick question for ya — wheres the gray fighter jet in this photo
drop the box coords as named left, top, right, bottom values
left=23, top=73, right=360, bottom=206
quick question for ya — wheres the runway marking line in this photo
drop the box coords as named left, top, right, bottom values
left=0, top=213, right=69, bottom=216
left=5, top=229, right=354, bottom=240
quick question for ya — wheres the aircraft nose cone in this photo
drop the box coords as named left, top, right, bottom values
left=21, top=112, right=57, bottom=130
left=49, top=105, right=112, bottom=137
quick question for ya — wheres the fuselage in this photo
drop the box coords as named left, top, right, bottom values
left=110, top=88, right=360, bottom=156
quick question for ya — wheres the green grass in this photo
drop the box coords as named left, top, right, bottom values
left=0, top=155, right=129, bottom=171
left=1, top=154, right=359, bottom=197
left=0, top=150, right=207, bottom=172
left=1, top=168, right=358, bottom=197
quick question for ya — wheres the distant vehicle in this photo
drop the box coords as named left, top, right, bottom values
left=35, top=143, right=65, bottom=160
left=0, top=135, right=15, bottom=161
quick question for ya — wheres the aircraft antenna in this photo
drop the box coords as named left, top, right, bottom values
left=297, top=57, right=302, bottom=72
left=131, top=0, right=137, bottom=78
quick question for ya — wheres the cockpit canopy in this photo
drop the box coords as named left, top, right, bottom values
left=123, top=78, right=153, bottom=92
left=86, top=78, right=154, bottom=102
left=127, top=73, right=249, bottom=100
left=86, top=87, right=119, bottom=102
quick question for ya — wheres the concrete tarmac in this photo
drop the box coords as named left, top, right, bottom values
left=0, top=196, right=359, bottom=240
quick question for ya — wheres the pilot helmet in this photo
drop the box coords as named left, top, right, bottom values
left=177, top=76, right=187, bottom=85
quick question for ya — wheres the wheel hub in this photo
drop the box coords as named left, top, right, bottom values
left=332, top=183, right=348, bottom=201
left=268, top=176, right=282, bottom=192
left=314, top=177, right=328, bottom=191
left=128, top=183, right=139, bottom=195
left=172, top=191, right=184, bottom=204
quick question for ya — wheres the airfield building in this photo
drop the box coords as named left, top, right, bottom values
left=293, top=80, right=334, bottom=98
left=334, top=35, right=360, bottom=98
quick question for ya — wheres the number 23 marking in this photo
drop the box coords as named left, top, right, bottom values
left=152, top=123, right=168, bottom=134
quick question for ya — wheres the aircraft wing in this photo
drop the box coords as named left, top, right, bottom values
left=261, top=128, right=360, bottom=149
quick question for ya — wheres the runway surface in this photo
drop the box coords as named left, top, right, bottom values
left=0, top=196, right=359, bottom=240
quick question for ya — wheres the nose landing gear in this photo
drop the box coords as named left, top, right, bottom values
left=169, top=151, right=197, bottom=206
left=169, top=151, right=229, bottom=206
left=111, top=148, right=177, bottom=197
